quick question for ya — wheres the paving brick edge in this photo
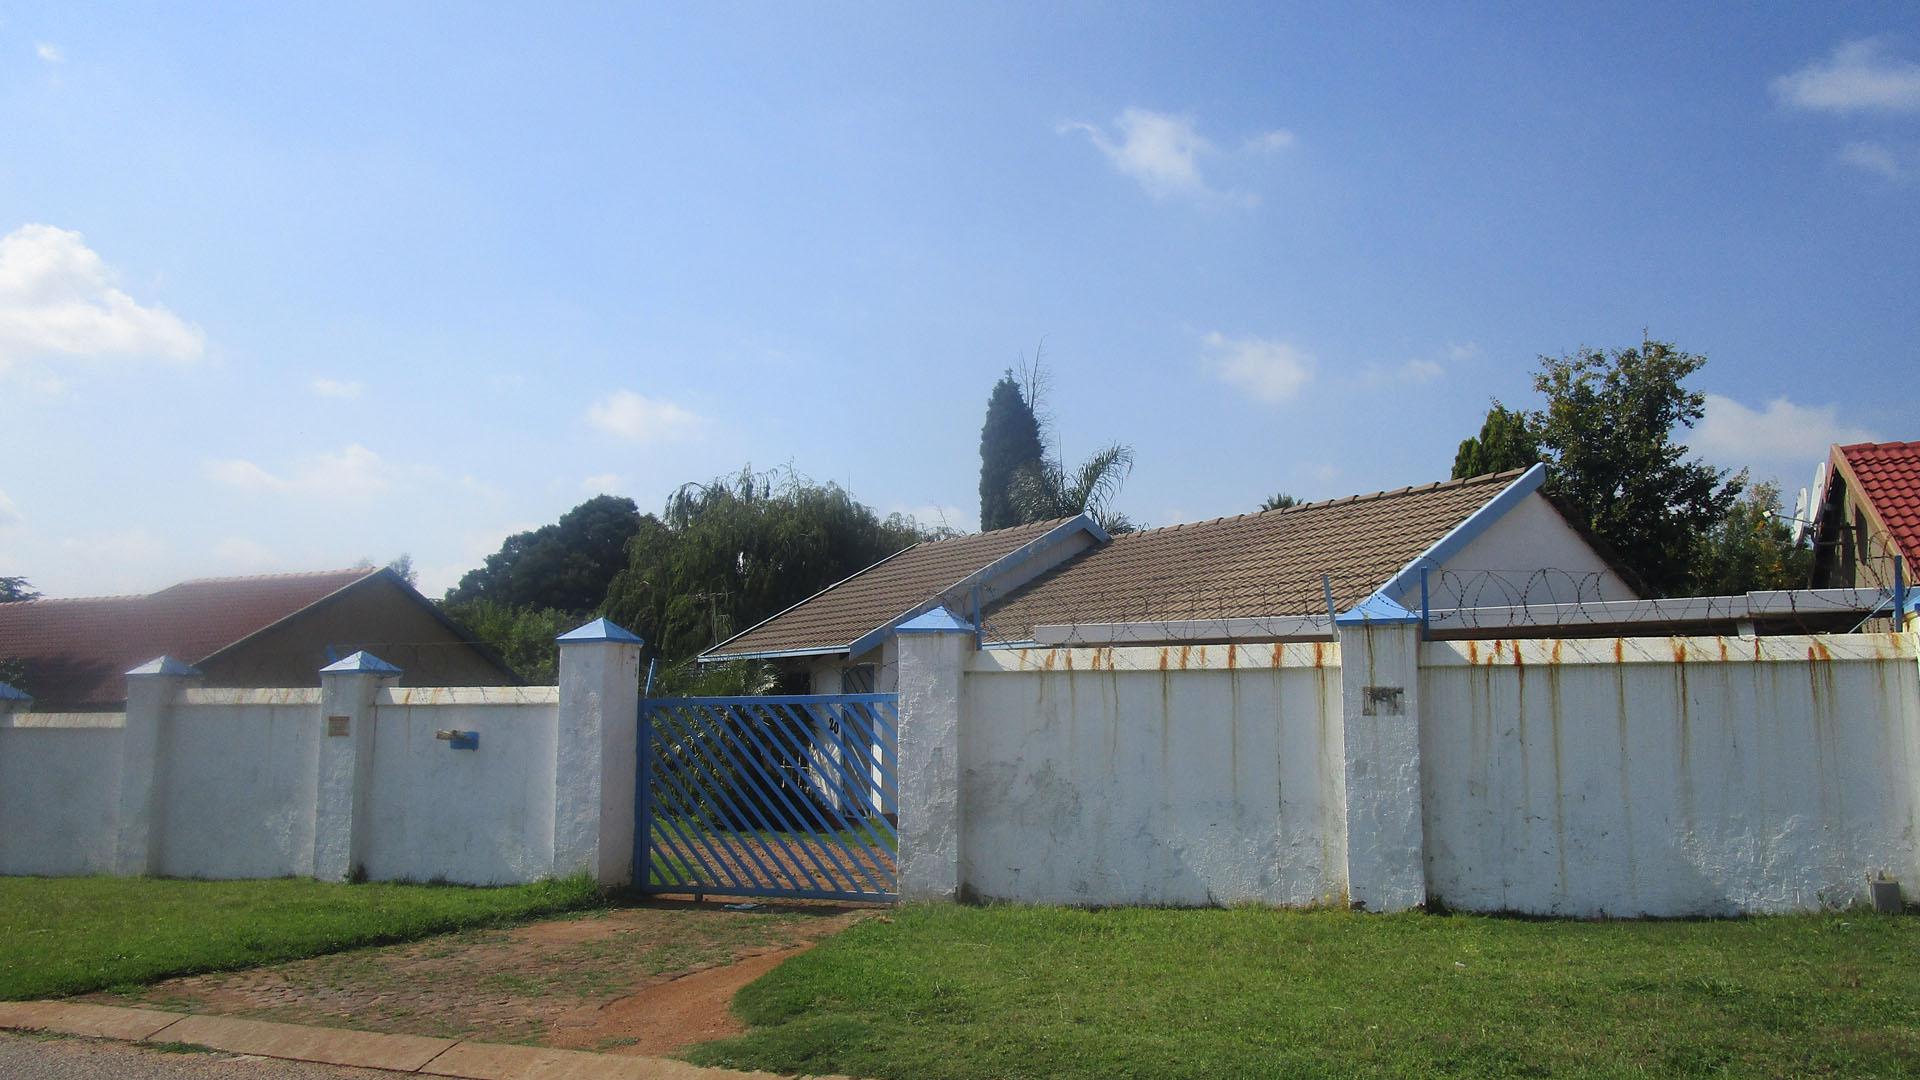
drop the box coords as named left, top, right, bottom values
left=0, top=1000, right=839, bottom=1080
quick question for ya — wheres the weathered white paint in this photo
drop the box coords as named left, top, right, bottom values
left=0, top=640, right=625, bottom=886
left=311, top=663, right=393, bottom=881
left=896, top=618, right=969, bottom=901
left=157, top=699, right=320, bottom=879
left=115, top=661, right=200, bottom=875
left=552, top=634, right=642, bottom=886
left=1421, top=633, right=1920, bottom=915
left=363, top=695, right=560, bottom=885
left=0, top=718, right=124, bottom=875
left=960, top=642, right=1347, bottom=906
left=1338, top=619, right=1426, bottom=912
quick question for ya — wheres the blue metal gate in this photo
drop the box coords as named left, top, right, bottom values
left=634, top=693, right=898, bottom=902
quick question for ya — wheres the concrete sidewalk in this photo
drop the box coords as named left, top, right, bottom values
left=0, top=1001, right=831, bottom=1080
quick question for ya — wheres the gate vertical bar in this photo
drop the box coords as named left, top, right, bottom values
left=634, top=700, right=653, bottom=888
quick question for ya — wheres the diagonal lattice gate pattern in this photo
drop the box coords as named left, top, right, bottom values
left=635, top=693, right=899, bottom=902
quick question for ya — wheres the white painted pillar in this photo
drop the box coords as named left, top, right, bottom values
left=894, top=607, right=973, bottom=902
left=1335, top=599, right=1427, bottom=912
left=115, top=656, right=201, bottom=876
left=555, top=618, right=644, bottom=886
left=313, top=651, right=401, bottom=882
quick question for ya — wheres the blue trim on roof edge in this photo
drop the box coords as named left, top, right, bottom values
left=839, top=514, right=1106, bottom=659
left=895, top=607, right=976, bottom=634
left=1372, top=463, right=1546, bottom=606
left=556, top=617, right=645, bottom=644
left=126, top=656, right=202, bottom=677
left=320, top=651, right=402, bottom=675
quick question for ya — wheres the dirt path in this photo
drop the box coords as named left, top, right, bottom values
left=93, top=900, right=874, bottom=1054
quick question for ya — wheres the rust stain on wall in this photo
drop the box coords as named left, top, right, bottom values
left=1467, top=640, right=1480, bottom=665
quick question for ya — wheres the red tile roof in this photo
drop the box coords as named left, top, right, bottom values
left=0, top=569, right=378, bottom=708
left=1836, top=441, right=1920, bottom=567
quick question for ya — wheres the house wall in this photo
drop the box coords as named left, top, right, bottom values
left=155, top=691, right=322, bottom=879
left=1414, top=491, right=1639, bottom=609
left=363, top=688, right=560, bottom=884
left=204, top=578, right=513, bottom=689
left=0, top=637, right=633, bottom=886
left=959, top=643, right=1347, bottom=906
left=1420, top=634, right=1920, bottom=915
left=0, top=714, right=124, bottom=875
left=893, top=626, right=1920, bottom=915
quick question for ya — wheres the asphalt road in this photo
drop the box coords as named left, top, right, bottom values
left=0, top=1032, right=390, bottom=1079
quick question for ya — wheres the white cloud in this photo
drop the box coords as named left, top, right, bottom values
left=203, top=443, right=391, bottom=500
left=1447, top=341, right=1482, bottom=362
left=1205, top=331, right=1316, bottom=404
left=1839, top=140, right=1908, bottom=179
left=1773, top=38, right=1920, bottom=113
left=1365, top=358, right=1444, bottom=386
left=581, top=472, right=623, bottom=493
left=1242, top=129, right=1297, bottom=154
left=35, top=42, right=62, bottom=64
left=1691, top=394, right=1877, bottom=476
left=59, top=529, right=168, bottom=579
left=0, top=224, right=203, bottom=373
left=586, top=390, right=704, bottom=443
left=0, top=489, right=20, bottom=530
left=1062, top=108, right=1294, bottom=206
left=309, top=377, right=364, bottom=399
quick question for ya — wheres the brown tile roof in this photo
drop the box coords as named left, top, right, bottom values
left=979, top=470, right=1526, bottom=642
left=0, top=569, right=378, bottom=708
left=705, top=518, right=1077, bottom=659
left=1836, top=441, right=1920, bottom=567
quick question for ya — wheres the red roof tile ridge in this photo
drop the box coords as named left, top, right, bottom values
left=165, top=568, right=376, bottom=587
left=1104, top=468, right=1527, bottom=541
left=2, top=592, right=149, bottom=607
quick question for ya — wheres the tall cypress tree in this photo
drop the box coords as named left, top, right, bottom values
left=978, top=372, right=1045, bottom=532
left=1452, top=404, right=1541, bottom=479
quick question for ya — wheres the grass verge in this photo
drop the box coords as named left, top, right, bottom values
left=688, top=904, right=1920, bottom=1080
left=0, top=874, right=602, bottom=1000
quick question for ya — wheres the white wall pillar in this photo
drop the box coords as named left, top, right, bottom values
left=313, top=651, right=401, bottom=881
left=809, top=664, right=846, bottom=813
left=894, top=607, right=973, bottom=901
left=115, top=657, right=200, bottom=875
left=1335, top=599, right=1427, bottom=912
left=555, top=618, right=644, bottom=886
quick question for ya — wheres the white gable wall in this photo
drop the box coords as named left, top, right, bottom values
left=1411, top=491, right=1637, bottom=610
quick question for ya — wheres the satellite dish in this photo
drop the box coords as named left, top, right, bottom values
left=1795, top=461, right=1829, bottom=547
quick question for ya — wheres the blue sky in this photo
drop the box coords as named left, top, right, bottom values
left=3, top=3, right=1916, bottom=597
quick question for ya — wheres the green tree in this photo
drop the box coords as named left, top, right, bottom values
left=1528, top=339, right=1742, bottom=596
left=1451, top=404, right=1541, bottom=479
left=0, top=576, right=38, bottom=603
left=1009, top=445, right=1137, bottom=533
left=441, top=600, right=567, bottom=683
left=978, top=371, right=1046, bottom=532
left=1260, top=492, right=1301, bottom=512
left=446, top=495, right=642, bottom=614
left=601, top=467, right=932, bottom=661
left=385, top=554, right=419, bottom=589
left=1688, top=481, right=1811, bottom=595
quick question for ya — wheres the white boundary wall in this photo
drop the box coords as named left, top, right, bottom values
left=0, top=634, right=640, bottom=886
left=897, top=621, right=1920, bottom=915
left=961, top=643, right=1346, bottom=906
left=1421, top=633, right=1920, bottom=915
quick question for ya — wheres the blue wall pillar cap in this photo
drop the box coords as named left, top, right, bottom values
left=556, top=617, right=645, bottom=644
left=1334, top=594, right=1424, bottom=626
left=895, top=606, right=976, bottom=634
left=320, top=651, right=403, bottom=675
left=0, top=681, right=30, bottom=701
left=127, top=655, right=202, bottom=677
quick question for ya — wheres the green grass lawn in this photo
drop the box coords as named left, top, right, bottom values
left=0, top=875, right=602, bottom=1001
left=689, top=904, right=1920, bottom=1080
